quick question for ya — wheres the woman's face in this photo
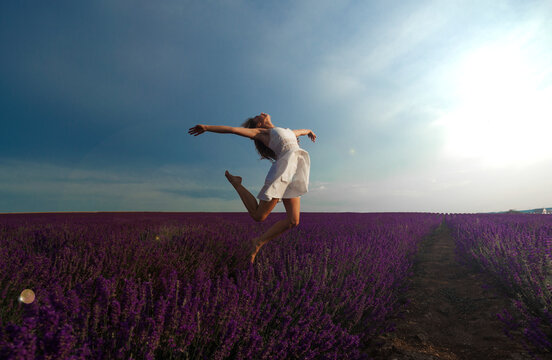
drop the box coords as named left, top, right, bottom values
left=256, top=112, right=272, bottom=128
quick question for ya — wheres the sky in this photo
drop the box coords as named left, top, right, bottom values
left=1, top=0, right=551, bottom=214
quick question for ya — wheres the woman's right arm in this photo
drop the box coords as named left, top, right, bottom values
left=188, top=125, right=262, bottom=139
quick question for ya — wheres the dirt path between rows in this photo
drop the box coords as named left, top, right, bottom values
left=370, top=223, right=538, bottom=360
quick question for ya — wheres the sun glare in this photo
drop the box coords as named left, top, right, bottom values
left=439, top=40, right=552, bottom=168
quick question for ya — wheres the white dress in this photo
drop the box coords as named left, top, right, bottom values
left=257, top=127, right=310, bottom=201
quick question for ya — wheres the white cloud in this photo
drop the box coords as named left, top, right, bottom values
left=302, top=156, right=552, bottom=213
left=306, top=0, right=451, bottom=114
left=0, top=159, right=252, bottom=212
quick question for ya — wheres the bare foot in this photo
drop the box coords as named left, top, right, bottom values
left=225, top=170, right=242, bottom=187
left=250, top=237, right=264, bottom=264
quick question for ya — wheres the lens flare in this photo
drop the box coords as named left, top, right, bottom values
left=19, top=289, right=35, bottom=304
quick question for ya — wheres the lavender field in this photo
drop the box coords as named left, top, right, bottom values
left=0, top=212, right=441, bottom=359
left=447, top=213, right=552, bottom=352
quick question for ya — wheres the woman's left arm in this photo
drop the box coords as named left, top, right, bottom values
left=293, top=129, right=316, bottom=142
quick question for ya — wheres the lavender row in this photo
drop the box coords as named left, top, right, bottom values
left=446, top=213, right=552, bottom=352
left=0, top=212, right=441, bottom=359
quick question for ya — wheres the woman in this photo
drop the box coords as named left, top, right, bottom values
left=188, top=112, right=316, bottom=263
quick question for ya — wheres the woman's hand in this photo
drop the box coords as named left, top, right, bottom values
left=308, top=130, right=317, bottom=142
left=188, top=124, right=207, bottom=136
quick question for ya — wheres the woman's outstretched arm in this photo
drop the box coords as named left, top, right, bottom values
left=188, top=125, right=262, bottom=139
left=292, top=129, right=317, bottom=142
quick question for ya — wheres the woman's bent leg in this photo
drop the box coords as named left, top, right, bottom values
left=226, top=170, right=277, bottom=221
left=250, top=197, right=301, bottom=263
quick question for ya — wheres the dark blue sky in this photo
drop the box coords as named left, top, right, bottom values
left=1, top=1, right=551, bottom=213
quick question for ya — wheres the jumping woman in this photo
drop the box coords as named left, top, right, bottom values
left=188, top=112, right=316, bottom=263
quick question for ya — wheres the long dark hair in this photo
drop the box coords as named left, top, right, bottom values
left=241, top=117, right=277, bottom=161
